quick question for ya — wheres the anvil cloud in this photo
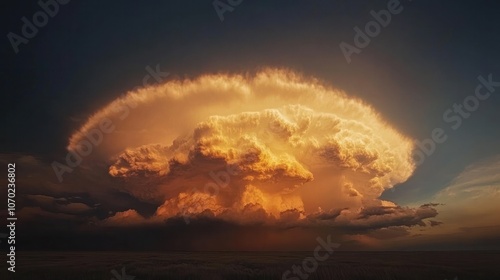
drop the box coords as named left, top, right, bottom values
left=67, top=69, right=424, bottom=231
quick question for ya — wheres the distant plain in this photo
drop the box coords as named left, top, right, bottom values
left=3, top=251, right=500, bottom=280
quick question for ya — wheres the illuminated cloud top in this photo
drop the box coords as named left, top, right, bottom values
left=68, top=69, right=418, bottom=228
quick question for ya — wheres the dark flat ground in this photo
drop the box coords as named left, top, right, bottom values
left=2, top=251, right=499, bottom=279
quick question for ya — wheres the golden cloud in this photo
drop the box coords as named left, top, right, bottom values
left=68, top=69, right=418, bottom=226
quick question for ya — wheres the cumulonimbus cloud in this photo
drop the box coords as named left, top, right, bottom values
left=68, top=69, right=426, bottom=228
